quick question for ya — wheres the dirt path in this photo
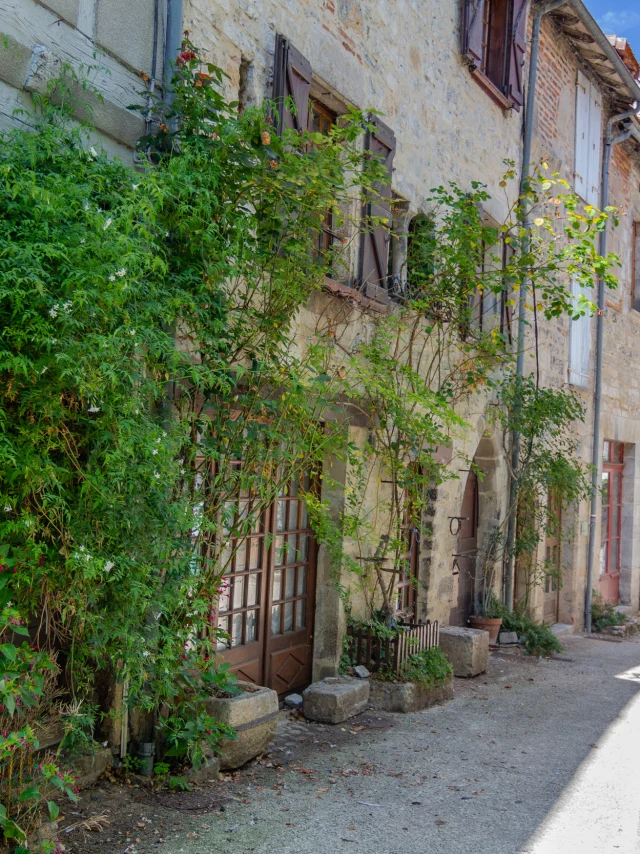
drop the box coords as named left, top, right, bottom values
left=64, top=635, right=640, bottom=854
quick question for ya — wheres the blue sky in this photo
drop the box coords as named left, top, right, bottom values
left=585, top=0, right=640, bottom=46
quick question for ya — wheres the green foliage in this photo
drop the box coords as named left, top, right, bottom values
left=168, top=775, right=192, bottom=792
left=495, top=604, right=561, bottom=657
left=59, top=701, right=98, bottom=756
left=397, top=646, right=452, bottom=688
left=591, top=593, right=627, bottom=631
left=153, top=761, right=170, bottom=779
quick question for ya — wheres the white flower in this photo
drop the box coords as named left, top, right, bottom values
left=40, top=366, right=47, bottom=375
left=180, top=468, right=185, bottom=475
left=62, top=301, right=72, bottom=311
left=88, top=405, right=100, bottom=413
left=103, top=217, right=112, bottom=230
left=79, top=238, right=85, bottom=244
left=116, top=268, right=126, bottom=277
left=109, top=275, right=116, bottom=282
left=104, top=560, right=114, bottom=573
left=154, top=472, right=160, bottom=479
left=134, top=409, right=139, bottom=415
left=132, top=184, right=139, bottom=190
left=129, top=329, right=135, bottom=336
left=142, top=650, right=151, bottom=658
left=152, top=449, right=158, bottom=455
left=90, top=147, right=98, bottom=158
left=3, top=506, right=11, bottom=513
left=49, top=305, right=58, bottom=318
left=79, top=546, right=85, bottom=552
left=84, top=203, right=90, bottom=211
left=156, top=437, right=161, bottom=443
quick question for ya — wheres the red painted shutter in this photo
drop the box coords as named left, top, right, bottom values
left=273, top=34, right=312, bottom=134
left=507, top=0, right=529, bottom=110
left=462, top=0, right=486, bottom=68
left=359, top=116, right=396, bottom=296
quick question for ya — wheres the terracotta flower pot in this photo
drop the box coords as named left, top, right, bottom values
left=469, top=616, right=503, bottom=644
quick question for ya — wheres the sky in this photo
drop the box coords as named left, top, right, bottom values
left=585, top=0, right=640, bottom=47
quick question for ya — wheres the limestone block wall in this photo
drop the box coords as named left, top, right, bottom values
left=0, top=0, right=163, bottom=157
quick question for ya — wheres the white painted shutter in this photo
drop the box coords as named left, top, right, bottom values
left=568, top=277, right=591, bottom=388
left=574, top=71, right=602, bottom=206
left=574, top=72, right=590, bottom=202
left=586, top=83, right=602, bottom=206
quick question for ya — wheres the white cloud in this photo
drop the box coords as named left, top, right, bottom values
left=598, top=10, right=640, bottom=33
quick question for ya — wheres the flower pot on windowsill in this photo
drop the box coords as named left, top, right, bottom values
left=469, top=616, right=503, bottom=644
left=204, top=681, right=279, bottom=770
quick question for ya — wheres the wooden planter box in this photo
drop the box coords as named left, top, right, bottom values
left=347, top=620, right=439, bottom=675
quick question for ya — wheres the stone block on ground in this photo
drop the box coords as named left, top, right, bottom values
left=303, top=676, right=369, bottom=724
left=498, top=631, right=519, bottom=645
left=439, top=626, right=489, bottom=677
left=284, top=693, right=303, bottom=709
left=369, top=673, right=453, bottom=713
left=185, top=756, right=221, bottom=784
left=353, top=665, right=370, bottom=678
left=204, top=682, right=279, bottom=770
left=71, top=746, right=113, bottom=789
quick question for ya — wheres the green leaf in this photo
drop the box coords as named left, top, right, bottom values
left=0, top=644, right=16, bottom=662
left=18, top=784, right=41, bottom=802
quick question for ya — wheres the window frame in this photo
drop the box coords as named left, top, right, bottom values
left=601, top=441, right=624, bottom=581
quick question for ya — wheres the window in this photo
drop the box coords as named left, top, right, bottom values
left=406, top=215, right=435, bottom=300
left=462, top=0, right=528, bottom=110
left=308, top=99, right=336, bottom=266
left=633, top=221, right=640, bottom=312
left=600, top=441, right=624, bottom=603
left=568, top=277, right=591, bottom=388
left=574, top=71, right=603, bottom=207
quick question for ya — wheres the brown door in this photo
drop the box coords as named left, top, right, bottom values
left=216, top=470, right=317, bottom=694
left=450, top=471, right=478, bottom=626
left=600, top=441, right=623, bottom=605
left=543, top=500, right=561, bottom=623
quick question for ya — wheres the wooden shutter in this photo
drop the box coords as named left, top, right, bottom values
left=586, top=83, right=602, bottom=207
left=568, top=277, right=591, bottom=388
left=507, top=0, right=529, bottom=110
left=359, top=116, right=396, bottom=297
left=574, top=72, right=590, bottom=202
left=462, top=0, right=486, bottom=68
left=273, top=34, right=312, bottom=135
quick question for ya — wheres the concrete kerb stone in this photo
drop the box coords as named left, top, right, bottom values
left=302, top=676, right=369, bottom=724
left=368, top=673, right=454, bottom=713
left=439, top=625, right=489, bottom=677
left=204, top=682, right=279, bottom=770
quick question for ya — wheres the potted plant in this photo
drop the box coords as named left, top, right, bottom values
left=469, top=527, right=504, bottom=644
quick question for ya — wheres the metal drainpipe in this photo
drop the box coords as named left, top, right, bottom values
left=503, top=0, right=566, bottom=610
left=164, top=0, right=184, bottom=108
left=584, top=112, right=636, bottom=632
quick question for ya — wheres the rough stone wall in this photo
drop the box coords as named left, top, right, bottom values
left=185, top=0, right=523, bottom=671
left=0, top=0, right=162, bottom=157
left=531, top=17, right=640, bottom=626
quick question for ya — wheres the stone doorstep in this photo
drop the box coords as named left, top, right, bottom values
left=302, top=676, right=370, bottom=724
left=438, top=626, right=489, bottom=678
left=369, top=673, right=453, bottom=713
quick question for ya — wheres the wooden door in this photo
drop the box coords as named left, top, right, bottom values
left=600, top=441, right=623, bottom=605
left=543, top=500, right=561, bottom=623
left=450, top=471, right=478, bottom=626
left=216, top=470, right=317, bottom=694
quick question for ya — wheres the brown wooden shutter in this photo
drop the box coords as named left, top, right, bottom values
left=462, top=0, right=486, bottom=69
left=358, top=116, right=396, bottom=297
left=507, top=0, right=529, bottom=110
left=273, top=34, right=312, bottom=134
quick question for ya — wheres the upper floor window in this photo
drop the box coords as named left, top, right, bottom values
left=462, top=0, right=528, bottom=111
left=574, top=71, right=602, bottom=207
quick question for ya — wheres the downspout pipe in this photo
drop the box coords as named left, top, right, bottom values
left=584, top=112, right=637, bottom=632
left=164, top=0, right=184, bottom=108
left=504, top=0, right=566, bottom=610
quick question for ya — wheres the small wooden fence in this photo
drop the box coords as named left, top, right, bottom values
left=347, top=620, right=439, bottom=675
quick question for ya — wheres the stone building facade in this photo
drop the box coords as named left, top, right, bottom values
left=2, top=0, right=640, bottom=692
